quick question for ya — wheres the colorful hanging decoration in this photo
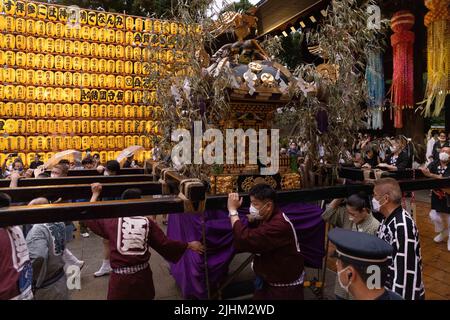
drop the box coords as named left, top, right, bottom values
left=390, top=11, right=415, bottom=129
left=366, top=50, right=385, bottom=130
left=422, top=0, right=449, bottom=117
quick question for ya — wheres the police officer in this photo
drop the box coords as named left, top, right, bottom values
left=328, top=228, right=403, bottom=300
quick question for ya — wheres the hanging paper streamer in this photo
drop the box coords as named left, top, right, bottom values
left=366, top=50, right=385, bottom=130
left=390, top=11, right=415, bottom=129
left=422, top=0, right=449, bottom=117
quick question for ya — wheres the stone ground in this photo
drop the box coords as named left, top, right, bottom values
left=67, top=191, right=449, bottom=300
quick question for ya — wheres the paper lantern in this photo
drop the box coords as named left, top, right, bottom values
left=98, top=59, right=107, bottom=73
left=79, top=10, right=88, bottom=25
left=125, top=31, right=134, bottom=45
left=54, top=71, right=64, bottom=86
left=72, top=40, right=81, bottom=55
left=72, top=56, right=82, bottom=71
left=63, top=120, right=72, bottom=133
left=116, top=30, right=125, bottom=44
left=4, top=50, right=15, bottom=66
left=106, top=29, right=115, bottom=43
left=63, top=56, right=72, bottom=70
left=54, top=39, right=64, bottom=54
left=53, top=87, right=64, bottom=102
left=45, top=70, right=54, bottom=85
left=98, top=89, right=108, bottom=102
left=48, top=6, right=58, bottom=21
left=80, top=120, right=89, bottom=134
left=90, top=26, right=99, bottom=41
left=115, top=15, right=124, bottom=29
left=7, top=137, right=18, bottom=150
left=115, top=120, right=123, bottom=133
left=43, top=53, right=55, bottom=68
left=81, top=42, right=91, bottom=56
left=26, top=2, right=38, bottom=17
left=54, top=55, right=64, bottom=70
left=153, top=20, right=161, bottom=34
left=81, top=73, right=91, bottom=87
left=107, top=60, right=115, bottom=74
left=72, top=27, right=81, bottom=39
left=64, top=25, right=72, bottom=38
left=64, top=136, right=73, bottom=149
left=115, top=105, right=124, bottom=118
left=90, top=136, right=99, bottom=150
left=90, top=58, right=99, bottom=73
left=97, top=12, right=107, bottom=27
left=125, top=61, right=133, bottom=74
left=81, top=104, right=90, bottom=117
left=26, top=86, right=35, bottom=101
left=106, top=135, right=114, bottom=148
left=34, top=53, right=46, bottom=69
left=72, top=120, right=81, bottom=133
left=116, top=60, right=125, bottom=73
left=54, top=22, right=64, bottom=38
left=4, top=34, right=15, bottom=50
left=3, top=103, right=13, bottom=117
left=36, top=120, right=46, bottom=133
left=82, top=136, right=90, bottom=150
left=15, top=52, right=26, bottom=68
left=62, top=104, right=72, bottom=117
left=5, top=16, right=15, bottom=33
left=107, top=44, right=116, bottom=58
left=81, top=89, right=90, bottom=102
left=90, top=120, right=98, bottom=134
left=44, top=104, right=53, bottom=118
left=73, top=88, right=82, bottom=102
left=26, top=119, right=37, bottom=133
left=87, top=11, right=97, bottom=26
left=162, top=21, right=171, bottom=35
left=46, top=120, right=55, bottom=133
left=107, top=14, right=116, bottom=28
left=125, top=135, right=133, bottom=147
left=16, top=102, right=26, bottom=117
left=35, top=20, right=46, bottom=36
left=133, top=32, right=142, bottom=45
left=63, top=72, right=73, bottom=86
left=45, top=38, right=55, bottom=53
left=54, top=104, right=63, bottom=118
left=81, top=57, right=90, bottom=72
left=26, top=103, right=35, bottom=117
left=115, top=136, right=124, bottom=149
left=16, top=18, right=26, bottom=33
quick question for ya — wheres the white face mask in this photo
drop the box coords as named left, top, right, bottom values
left=439, top=152, right=449, bottom=162
left=372, top=196, right=386, bottom=212
left=249, top=203, right=268, bottom=220
left=104, top=170, right=110, bottom=176
left=337, top=266, right=352, bottom=293
left=390, top=146, right=396, bottom=152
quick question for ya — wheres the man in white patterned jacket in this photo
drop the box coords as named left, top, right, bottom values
left=372, top=178, right=425, bottom=300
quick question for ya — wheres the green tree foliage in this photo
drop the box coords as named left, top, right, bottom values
left=221, top=0, right=254, bottom=13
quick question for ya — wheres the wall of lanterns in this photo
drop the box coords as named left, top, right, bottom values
left=0, top=0, right=192, bottom=165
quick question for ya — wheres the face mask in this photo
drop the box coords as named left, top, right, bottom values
left=249, top=203, right=268, bottom=220
left=390, top=146, right=396, bottom=152
left=372, top=196, right=386, bottom=212
left=50, top=174, right=56, bottom=178
left=104, top=170, right=110, bottom=176
left=337, top=266, right=352, bottom=293
left=348, top=216, right=355, bottom=222
left=439, top=152, right=449, bottom=162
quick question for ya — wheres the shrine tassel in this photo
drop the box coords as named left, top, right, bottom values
left=422, top=0, right=450, bottom=117
left=390, top=11, right=415, bottom=129
left=366, top=50, right=385, bottom=130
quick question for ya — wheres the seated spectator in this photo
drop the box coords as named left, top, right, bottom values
left=431, top=131, right=450, bottom=161
left=97, top=160, right=120, bottom=176
left=82, top=157, right=95, bottom=170
left=29, top=154, right=44, bottom=169
left=26, top=198, right=69, bottom=300
left=51, top=164, right=69, bottom=178
left=378, top=137, right=410, bottom=171
left=362, top=145, right=379, bottom=169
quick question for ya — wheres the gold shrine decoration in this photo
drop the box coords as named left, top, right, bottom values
left=422, top=0, right=450, bottom=117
